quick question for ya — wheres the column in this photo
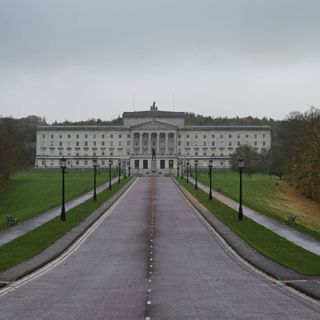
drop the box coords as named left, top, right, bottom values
left=157, top=133, right=160, bottom=154
left=165, top=133, right=169, bottom=154
left=148, top=133, right=151, bottom=155
left=139, top=133, right=142, bottom=154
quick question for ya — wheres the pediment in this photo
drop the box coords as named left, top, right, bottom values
left=130, top=120, right=177, bottom=130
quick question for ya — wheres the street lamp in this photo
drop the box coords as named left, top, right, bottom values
left=186, top=160, right=189, bottom=183
left=238, top=158, right=245, bottom=221
left=93, top=158, right=98, bottom=201
left=209, top=159, right=213, bottom=200
left=109, top=159, right=113, bottom=191
left=177, top=160, right=180, bottom=177
left=181, top=160, right=184, bottom=180
left=60, top=157, right=67, bottom=221
left=128, top=160, right=131, bottom=177
left=118, top=159, right=121, bottom=183
left=195, top=159, right=198, bottom=190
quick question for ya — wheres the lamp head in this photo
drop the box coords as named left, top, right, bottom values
left=238, top=158, right=245, bottom=169
left=93, top=158, right=98, bottom=167
left=60, top=157, right=66, bottom=169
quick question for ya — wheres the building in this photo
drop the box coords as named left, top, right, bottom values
left=36, top=103, right=271, bottom=174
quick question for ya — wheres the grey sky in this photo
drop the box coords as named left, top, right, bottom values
left=0, top=0, right=319, bottom=123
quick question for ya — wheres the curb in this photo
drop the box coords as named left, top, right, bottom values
left=0, top=178, right=137, bottom=288
left=172, top=178, right=320, bottom=301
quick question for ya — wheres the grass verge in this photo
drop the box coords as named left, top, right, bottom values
left=0, top=177, right=132, bottom=272
left=177, top=177, right=320, bottom=275
left=0, top=169, right=118, bottom=232
left=192, top=169, right=320, bottom=241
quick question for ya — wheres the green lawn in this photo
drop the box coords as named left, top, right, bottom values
left=177, top=177, right=320, bottom=275
left=190, top=169, right=320, bottom=240
left=0, top=169, right=118, bottom=232
left=0, top=177, right=132, bottom=272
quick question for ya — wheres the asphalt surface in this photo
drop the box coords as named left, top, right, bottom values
left=0, top=177, right=319, bottom=319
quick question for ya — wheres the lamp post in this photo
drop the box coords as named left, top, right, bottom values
left=181, top=160, right=184, bottom=180
left=186, top=160, right=189, bottom=183
left=195, top=159, right=198, bottom=190
left=118, top=159, right=121, bottom=183
left=109, top=159, right=113, bottom=191
left=60, top=157, right=67, bottom=221
left=128, top=160, right=131, bottom=177
left=177, top=160, right=180, bottom=177
left=93, top=158, right=98, bottom=201
left=209, top=159, right=213, bottom=200
left=238, top=158, right=245, bottom=221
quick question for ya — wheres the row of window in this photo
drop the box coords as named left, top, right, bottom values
left=41, top=133, right=268, bottom=140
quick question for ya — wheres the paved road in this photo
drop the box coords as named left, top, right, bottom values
left=0, top=177, right=319, bottom=319
left=187, top=177, right=320, bottom=255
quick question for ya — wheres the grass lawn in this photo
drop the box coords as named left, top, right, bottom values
left=0, top=168, right=118, bottom=232
left=191, top=169, right=320, bottom=240
left=177, top=177, right=320, bottom=275
left=0, top=177, right=132, bottom=272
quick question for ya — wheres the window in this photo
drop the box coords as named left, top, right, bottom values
left=263, top=141, right=266, bottom=146
left=237, top=134, right=240, bottom=139
left=101, top=160, right=105, bottom=165
left=102, top=152, right=105, bottom=156
left=246, top=134, right=249, bottom=138
left=101, top=141, right=105, bottom=146
left=102, top=134, right=105, bottom=138
left=203, top=141, right=206, bottom=146
left=203, top=135, right=206, bottom=139
left=59, top=134, right=62, bottom=139
left=195, top=134, right=198, bottom=138
left=127, top=134, right=130, bottom=138
left=59, top=141, right=62, bottom=146
left=68, top=134, right=71, bottom=139
left=85, top=134, right=88, bottom=138
left=220, top=161, right=224, bottom=165
left=76, top=141, right=79, bottom=146
left=76, top=134, right=79, bottom=139
left=93, top=152, right=96, bottom=156
left=220, top=134, right=223, bottom=139
left=76, top=160, right=79, bottom=165
left=84, top=160, right=88, bottom=166
left=119, top=134, right=122, bottom=138
left=84, top=141, right=88, bottom=146
left=254, top=134, right=257, bottom=139
left=229, top=142, right=232, bottom=146
left=110, top=141, right=113, bottom=146
left=51, top=134, right=54, bottom=138
left=178, top=141, right=181, bottom=146
left=42, top=134, right=45, bottom=139
left=263, top=134, right=266, bottom=138
left=118, top=141, right=122, bottom=146
left=93, top=141, right=96, bottom=146
left=203, top=152, right=207, bottom=156
left=93, top=134, right=96, bottom=139
left=110, top=134, right=113, bottom=138
left=237, top=142, right=240, bottom=146
left=229, top=134, right=232, bottom=138
left=254, top=141, right=257, bottom=146
left=186, top=134, right=190, bottom=138
left=212, top=134, right=215, bottom=138
left=186, top=141, right=190, bottom=146
left=212, top=141, right=215, bottom=146
left=135, top=160, right=139, bottom=169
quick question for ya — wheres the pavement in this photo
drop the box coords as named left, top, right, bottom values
left=186, top=176, right=320, bottom=255
left=0, top=177, right=319, bottom=319
left=0, top=176, right=121, bottom=246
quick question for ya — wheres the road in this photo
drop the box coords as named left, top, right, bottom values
left=0, top=177, right=319, bottom=319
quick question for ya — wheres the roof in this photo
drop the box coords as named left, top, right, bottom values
left=123, top=110, right=185, bottom=119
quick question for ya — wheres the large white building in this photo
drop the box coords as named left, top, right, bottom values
left=36, top=103, right=271, bottom=174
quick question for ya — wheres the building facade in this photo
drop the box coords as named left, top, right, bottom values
left=36, top=104, right=271, bottom=174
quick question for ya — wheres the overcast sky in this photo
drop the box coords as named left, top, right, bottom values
left=0, top=0, right=319, bottom=123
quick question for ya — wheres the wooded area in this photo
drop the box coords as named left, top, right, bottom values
left=0, top=108, right=319, bottom=201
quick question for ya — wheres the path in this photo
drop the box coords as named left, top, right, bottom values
left=0, top=177, right=319, bottom=319
left=0, top=177, right=120, bottom=246
left=187, top=176, right=320, bottom=255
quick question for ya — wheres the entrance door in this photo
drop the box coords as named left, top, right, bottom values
left=160, top=159, right=165, bottom=169
left=143, top=160, right=148, bottom=169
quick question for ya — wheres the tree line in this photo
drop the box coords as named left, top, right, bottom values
left=0, top=109, right=319, bottom=201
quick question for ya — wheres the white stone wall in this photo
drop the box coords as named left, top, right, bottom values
left=123, top=117, right=185, bottom=128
